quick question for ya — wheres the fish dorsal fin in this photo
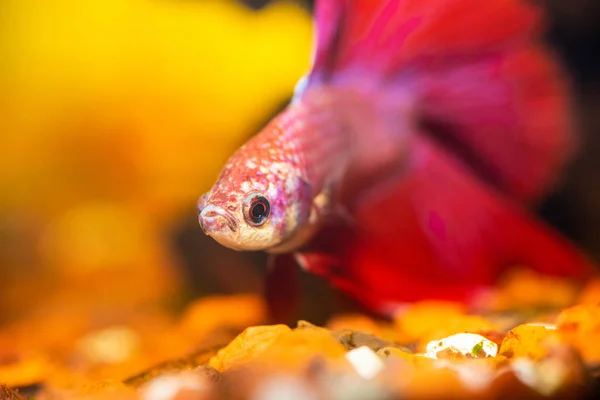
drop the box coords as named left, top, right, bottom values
left=311, top=0, right=542, bottom=79
left=308, top=0, right=575, bottom=203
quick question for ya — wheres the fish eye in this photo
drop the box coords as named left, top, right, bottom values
left=243, top=193, right=271, bottom=226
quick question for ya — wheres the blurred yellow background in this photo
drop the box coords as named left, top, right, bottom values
left=3, top=1, right=600, bottom=394
left=0, top=0, right=312, bottom=322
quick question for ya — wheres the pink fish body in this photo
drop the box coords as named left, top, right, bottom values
left=198, top=0, right=596, bottom=317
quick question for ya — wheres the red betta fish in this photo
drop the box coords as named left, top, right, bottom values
left=198, top=0, right=596, bottom=317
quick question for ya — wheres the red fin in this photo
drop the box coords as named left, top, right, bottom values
left=300, top=137, right=595, bottom=316
left=413, top=46, right=574, bottom=202
left=312, top=0, right=542, bottom=77
left=265, top=254, right=301, bottom=324
left=266, top=252, right=365, bottom=322
left=310, top=0, right=574, bottom=202
left=357, top=137, right=596, bottom=280
left=298, top=0, right=591, bottom=316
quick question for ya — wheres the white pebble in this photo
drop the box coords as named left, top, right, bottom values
left=345, top=346, right=385, bottom=380
left=424, top=333, right=498, bottom=359
left=139, top=372, right=208, bottom=400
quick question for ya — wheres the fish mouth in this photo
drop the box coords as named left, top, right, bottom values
left=198, top=204, right=238, bottom=233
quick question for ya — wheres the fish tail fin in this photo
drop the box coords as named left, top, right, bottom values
left=355, top=137, right=596, bottom=286
left=297, top=138, right=595, bottom=313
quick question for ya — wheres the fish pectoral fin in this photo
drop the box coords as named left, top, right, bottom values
left=308, top=190, right=329, bottom=225
left=294, top=251, right=341, bottom=277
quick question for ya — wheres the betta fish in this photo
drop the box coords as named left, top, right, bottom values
left=198, top=0, right=596, bottom=317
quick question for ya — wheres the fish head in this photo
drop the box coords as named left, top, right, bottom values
left=198, top=150, right=312, bottom=252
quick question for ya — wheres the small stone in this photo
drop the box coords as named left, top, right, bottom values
left=138, top=371, right=211, bottom=400
left=424, top=333, right=498, bottom=360
left=345, top=346, right=385, bottom=380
